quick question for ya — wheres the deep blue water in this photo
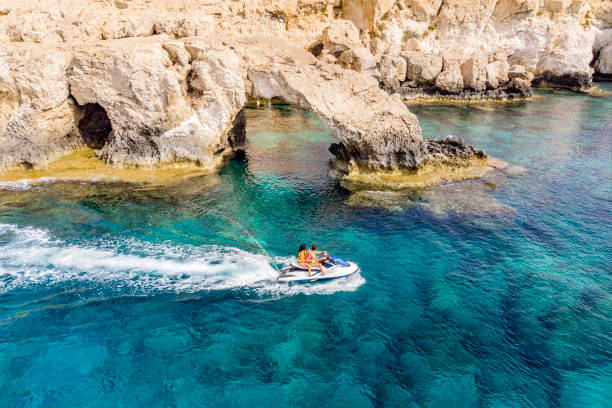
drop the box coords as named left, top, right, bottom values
left=0, top=85, right=611, bottom=407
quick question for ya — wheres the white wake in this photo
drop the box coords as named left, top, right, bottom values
left=0, top=224, right=365, bottom=297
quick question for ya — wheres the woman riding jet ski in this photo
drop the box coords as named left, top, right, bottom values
left=277, top=243, right=360, bottom=283
left=298, top=243, right=327, bottom=277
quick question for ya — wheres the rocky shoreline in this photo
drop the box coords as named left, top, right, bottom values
left=0, top=1, right=610, bottom=189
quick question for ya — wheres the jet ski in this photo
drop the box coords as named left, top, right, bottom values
left=277, top=256, right=360, bottom=283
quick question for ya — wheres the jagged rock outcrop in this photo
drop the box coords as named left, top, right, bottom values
left=402, top=51, right=442, bottom=85
left=460, top=52, right=488, bottom=92
left=0, top=34, right=432, bottom=173
left=319, top=19, right=363, bottom=55
left=230, top=37, right=424, bottom=169
left=342, top=0, right=396, bottom=31
left=435, top=56, right=464, bottom=94
left=379, top=54, right=407, bottom=88
left=423, top=135, right=485, bottom=165
left=0, top=46, right=82, bottom=169
left=343, top=0, right=611, bottom=91
left=314, top=19, right=379, bottom=76
left=6, top=0, right=601, bottom=187
left=594, top=43, right=612, bottom=77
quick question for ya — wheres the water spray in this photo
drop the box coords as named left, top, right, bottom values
left=191, top=205, right=282, bottom=275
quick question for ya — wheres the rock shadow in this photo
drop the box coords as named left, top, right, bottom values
left=77, top=103, right=112, bottom=150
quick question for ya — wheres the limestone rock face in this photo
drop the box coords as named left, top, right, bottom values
left=338, top=47, right=378, bottom=73
left=317, top=20, right=378, bottom=76
left=232, top=37, right=425, bottom=170
left=402, top=51, right=443, bottom=85
left=460, top=52, right=488, bottom=92
left=0, top=47, right=81, bottom=169
left=486, top=60, right=510, bottom=89
left=162, top=41, right=191, bottom=67
left=342, top=0, right=396, bottom=31
left=0, top=34, right=430, bottom=173
left=11, top=50, right=72, bottom=111
left=68, top=41, right=192, bottom=166
left=506, top=77, right=532, bottom=95
left=0, top=99, right=82, bottom=169
left=595, top=43, right=612, bottom=74
left=320, top=19, right=363, bottom=55
left=406, top=0, right=444, bottom=21
left=348, top=0, right=611, bottom=87
left=0, top=37, right=250, bottom=170
left=423, top=135, right=485, bottom=165
left=379, top=54, right=407, bottom=88
left=508, top=64, right=534, bottom=82
left=435, top=63, right=464, bottom=94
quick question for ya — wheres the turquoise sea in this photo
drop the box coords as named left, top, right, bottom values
left=0, top=84, right=611, bottom=407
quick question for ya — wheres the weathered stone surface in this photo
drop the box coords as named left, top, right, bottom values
left=594, top=43, right=612, bottom=74
left=435, top=64, right=464, bottom=94
left=486, top=60, right=509, bottom=89
left=402, top=51, right=443, bottom=85
left=423, top=135, right=485, bottom=165
left=506, top=77, right=532, bottom=96
left=162, top=41, right=191, bottom=67
left=0, top=99, right=82, bottom=169
left=508, top=64, right=534, bottom=82
left=339, top=47, right=378, bottom=73
left=9, top=49, right=72, bottom=111
left=0, top=35, right=433, bottom=174
left=461, top=52, right=488, bottom=92
left=534, top=71, right=593, bottom=88
left=233, top=37, right=425, bottom=170
left=68, top=41, right=189, bottom=165
left=405, top=0, right=444, bottom=21
left=0, top=0, right=529, bottom=186
left=320, top=19, right=362, bottom=55
left=342, top=0, right=396, bottom=31
left=379, top=54, right=407, bottom=88
left=370, top=38, right=386, bottom=61
left=348, top=0, right=611, bottom=89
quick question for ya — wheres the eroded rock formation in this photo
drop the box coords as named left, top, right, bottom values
left=0, top=35, right=432, bottom=174
left=1, top=0, right=609, bottom=186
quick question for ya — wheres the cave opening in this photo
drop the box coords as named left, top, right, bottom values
left=78, top=103, right=112, bottom=150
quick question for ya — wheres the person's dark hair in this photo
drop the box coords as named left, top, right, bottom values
left=311, top=245, right=317, bottom=250
left=299, top=243, right=306, bottom=252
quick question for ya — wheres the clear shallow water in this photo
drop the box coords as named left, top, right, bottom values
left=1, top=86, right=611, bottom=407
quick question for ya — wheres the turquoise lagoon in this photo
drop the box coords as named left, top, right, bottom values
left=0, top=85, right=611, bottom=407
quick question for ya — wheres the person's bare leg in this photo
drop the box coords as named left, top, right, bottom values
left=319, top=263, right=326, bottom=275
left=299, top=262, right=312, bottom=277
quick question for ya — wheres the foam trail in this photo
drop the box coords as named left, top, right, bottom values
left=0, top=224, right=364, bottom=297
left=0, top=177, right=56, bottom=191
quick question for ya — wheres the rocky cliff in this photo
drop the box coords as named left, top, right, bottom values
left=0, top=0, right=609, bottom=185
left=0, top=34, right=429, bottom=173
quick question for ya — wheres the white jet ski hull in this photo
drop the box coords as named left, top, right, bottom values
left=277, top=260, right=359, bottom=283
